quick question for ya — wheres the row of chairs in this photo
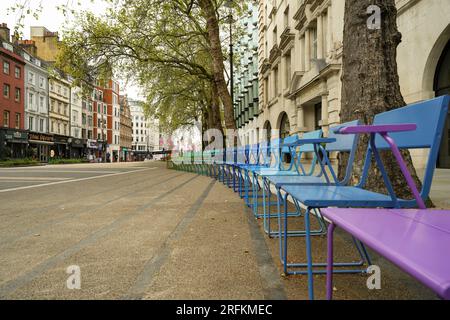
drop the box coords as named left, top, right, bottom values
left=171, top=95, right=450, bottom=300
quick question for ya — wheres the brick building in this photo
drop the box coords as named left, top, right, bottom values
left=0, top=24, right=27, bottom=159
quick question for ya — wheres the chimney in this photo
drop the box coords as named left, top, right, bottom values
left=0, top=23, right=10, bottom=42
left=17, top=40, right=38, bottom=57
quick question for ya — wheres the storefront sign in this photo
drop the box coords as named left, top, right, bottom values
left=29, top=132, right=54, bottom=143
left=87, top=139, right=98, bottom=149
left=3, top=129, right=28, bottom=142
left=71, top=138, right=86, bottom=148
left=54, top=135, right=69, bottom=145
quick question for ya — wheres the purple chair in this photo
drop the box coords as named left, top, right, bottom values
left=323, top=96, right=450, bottom=300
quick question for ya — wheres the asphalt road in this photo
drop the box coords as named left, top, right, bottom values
left=0, top=162, right=438, bottom=300
left=0, top=162, right=285, bottom=300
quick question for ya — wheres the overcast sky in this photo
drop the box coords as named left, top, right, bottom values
left=1, top=0, right=143, bottom=100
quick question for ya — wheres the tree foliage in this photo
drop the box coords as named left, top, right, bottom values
left=49, top=0, right=247, bottom=133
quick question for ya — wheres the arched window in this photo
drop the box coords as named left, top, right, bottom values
left=434, top=39, right=450, bottom=168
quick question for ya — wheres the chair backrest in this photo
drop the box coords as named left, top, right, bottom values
left=370, top=95, right=449, bottom=199
left=281, top=134, right=300, bottom=154
left=323, top=120, right=361, bottom=184
left=327, top=120, right=360, bottom=152
left=299, top=130, right=322, bottom=152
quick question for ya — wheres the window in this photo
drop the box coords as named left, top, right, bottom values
left=64, top=124, right=68, bottom=135
left=3, top=111, right=10, bottom=127
left=28, top=71, right=35, bottom=84
left=58, top=123, right=61, bottom=134
left=273, top=27, right=278, bottom=46
left=29, top=116, right=34, bottom=131
left=314, top=102, right=322, bottom=130
left=15, top=66, right=21, bottom=79
left=285, top=52, right=291, bottom=89
left=39, top=119, right=44, bottom=132
left=39, top=77, right=45, bottom=88
left=73, top=110, right=78, bottom=123
left=264, top=78, right=269, bottom=105
left=284, top=7, right=289, bottom=29
left=15, top=88, right=20, bottom=102
left=50, top=81, right=54, bottom=92
left=273, top=67, right=279, bottom=96
left=29, top=92, right=34, bottom=109
left=51, top=121, right=54, bottom=132
left=15, top=113, right=20, bottom=129
left=311, top=27, right=318, bottom=59
left=3, top=84, right=10, bottom=98
left=39, top=96, right=45, bottom=111
left=3, top=61, right=10, bottom=74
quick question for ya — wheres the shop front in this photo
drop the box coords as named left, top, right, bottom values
left=70, top=138, right=86, bottom=159
left=28, top=132, right=54, bottom=162
left=121, top=147, right=130, bottom=162
left=0, top=128, right=28, bottom=159
left=52, top=135, right=70, bottom=159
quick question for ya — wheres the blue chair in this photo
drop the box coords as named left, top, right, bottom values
left=258, top=123, right=360, bottom=237
left=277, top=96, right=450, bottom=299
left=249, top=130, right=322, bottom=222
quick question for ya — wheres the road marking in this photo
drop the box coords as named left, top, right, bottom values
left=0, top=168, right=157, bottom=193
left=0, top=170, right=120, bottom=174
left=0, top=174, right=198, bottom=298
left=0, top=172, right=183, bottom=247
left=0, top=177, right=69, bottom=181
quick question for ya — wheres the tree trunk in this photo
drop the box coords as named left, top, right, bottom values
left=338, top=0, right=430, bottom=205
left=210, top=80, right=225, bottom=134
left=198, top=0, right=237, bottom=131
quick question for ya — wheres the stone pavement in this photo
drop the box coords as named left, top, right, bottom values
left=0, top=161, right=446, bottom=299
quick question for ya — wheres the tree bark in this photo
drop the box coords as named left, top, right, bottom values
left=198, top=0, right=237, bottom=131
left=338, top=0, right=430, bottom=205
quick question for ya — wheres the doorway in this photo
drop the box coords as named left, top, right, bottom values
left=435, top=39, right=450, bottom=168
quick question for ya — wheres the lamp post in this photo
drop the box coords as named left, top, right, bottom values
left=225, top=0, right=234, bottom=115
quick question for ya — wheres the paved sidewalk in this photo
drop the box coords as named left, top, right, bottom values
left=0, top=161, right=445, bottom=299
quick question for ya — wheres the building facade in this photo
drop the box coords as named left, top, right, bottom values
left=242, top=0, right=450, bottom=169
left=0, top=26, right=27, bottom=159
left=48, top=70, right=71, bottom=158
left=69, top=84, right=85, bottom=158
left=92, top=86, right=108, bottom=161
left=99, top=79, right=121, bottom=162
left=130, top=99, right=160, bottom=160
left=29, top=27, right=61, bottom=63
left=119, top=95, right=133, bottom=161
left=22, top=48, right=50, bottom=162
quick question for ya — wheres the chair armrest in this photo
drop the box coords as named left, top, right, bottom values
left=283, top=138, right=336, bottom=148
left=335, top=124, right=417, bottom=135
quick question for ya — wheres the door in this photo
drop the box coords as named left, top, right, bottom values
left=435, top=40, right=450, bottom=168
left=39, top=145, right=48, bottom=163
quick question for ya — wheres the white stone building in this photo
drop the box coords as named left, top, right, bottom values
left=240, top=0, right=450, bottom=169
left=21, top=51, right=50, bottom=161
left=129, top=99, right=160, bottom=156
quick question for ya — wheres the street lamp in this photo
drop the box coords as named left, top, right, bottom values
left=225, top=0, right=234, bottom=113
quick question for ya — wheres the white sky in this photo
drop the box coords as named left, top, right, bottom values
left=0, top=0, right=143, bottom=100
